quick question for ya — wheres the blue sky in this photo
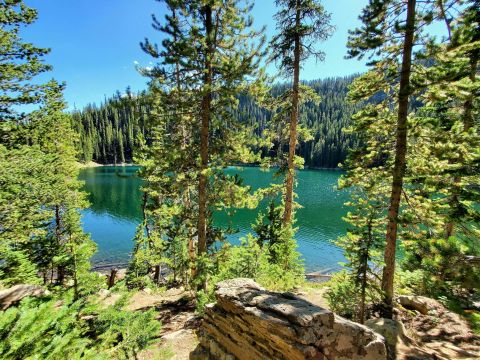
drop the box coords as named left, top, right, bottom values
left=24, top=0, right=370, bottom=109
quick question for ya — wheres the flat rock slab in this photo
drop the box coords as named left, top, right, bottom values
left=192, top=278, right=387, bottom=360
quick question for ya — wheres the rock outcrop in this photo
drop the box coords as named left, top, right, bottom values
left=0, top=284, right=47, bottom=310
left=191, top=278, right=387, bottom=360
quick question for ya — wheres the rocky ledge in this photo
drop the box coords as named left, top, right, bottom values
left=191, top=278, right=387, bottom=360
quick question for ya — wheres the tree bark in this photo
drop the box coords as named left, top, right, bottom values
left=154, top=264, right=161, bottom=285
left=197, top=4, right=213, bottom=290
left=381, top=0, right=416, bottom=319
left=55, top=205, right=65, bottom=285
left=107, top=268, right=117, bottom=289
left=283, top=0, right=301, bottom=225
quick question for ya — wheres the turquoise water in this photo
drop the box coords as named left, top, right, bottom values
left=79, top=166, right=349, bottom=272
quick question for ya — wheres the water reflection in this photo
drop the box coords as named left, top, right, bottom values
left=80, top=166, right=348, bottom=271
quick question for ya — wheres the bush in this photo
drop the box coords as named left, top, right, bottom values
left=325, top=271, right=361, bottom=320
left=92, top=295, right=161, bottom=359
left=402, top=236, right=480, bottom=297
left=394, top=268, right=428, bottom=296
left=213, top=233, right=304, bottom=292
left=0, top=293, right=161, bottom=360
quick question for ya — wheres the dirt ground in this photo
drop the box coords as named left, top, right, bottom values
left=398, top=297, right=480, bottom=359
left=101, top=284, right=480, bottom=360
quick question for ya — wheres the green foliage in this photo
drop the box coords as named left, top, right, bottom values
left=133, top=0, right=272, bottom=289
left=402, top=236, right=480, bottom=296
left=195, top=289, right=213, bottom=316
left=1, top=1, right=95, bottom=294
left=0, top=0, right=51, bottom=120
left=93, top=295, right=161, bottom=359
left=194, top=201, right=304, bottom=313
left=325, top=271, right=361, bottom=320
left=325, top=270, right=381, bottom=321
left=395, top=0, right=480, bottom=300
left=0, top=298, right=93, bottom=360
left=394, top=268, right=427, bottom=296
left=0, top=250, right=40, bottom=287
left=0, top=3, right=163, bottom=359
left=127, top=222, right=166, bottom=289
left=213, top=203, right=304, bottom=292
left=0, top=294, right=160, bottom=360
left=339, top=0, right=479, bottom=317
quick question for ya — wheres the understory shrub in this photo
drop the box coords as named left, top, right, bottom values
left=0, top=293, right=160, bottom=360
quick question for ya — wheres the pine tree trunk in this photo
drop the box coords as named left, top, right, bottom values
left=360, top=272, right=366, bottom=324
left=283, top=0, right=301, bottom=225
left=108, top=268, right=117, bottom=289
left=172, top=7, right=196, bottom=281
left=381, top=0, right=416, bottom=319
left=55, top=205, right=65, bottom=285
left=154, top=264, right=160, bottom=284
left=360, top=221, right=372, bottom=324
left=197, top=4, right=213, bottom=290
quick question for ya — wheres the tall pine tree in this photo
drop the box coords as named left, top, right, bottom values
left=269, top=0, right=334, bottom=225
left=346, top=0, right=460, bottom=317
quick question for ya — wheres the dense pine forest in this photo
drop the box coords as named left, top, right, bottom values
left=1, top=0, right=479, bottom=359
left=74, top=76, right=358, bottom=168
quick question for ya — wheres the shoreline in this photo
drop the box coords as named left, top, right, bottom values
left=82, top=161, right=344, bottom=172
left=77, top=161, right=139, bottom=168
left=91, top=261, right=335, bottom=282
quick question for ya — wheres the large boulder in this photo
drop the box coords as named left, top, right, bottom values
left=191, top=278, right=387, bottom=360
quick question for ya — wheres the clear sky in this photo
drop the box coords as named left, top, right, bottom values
left=24, top=0, right=369, bottom=109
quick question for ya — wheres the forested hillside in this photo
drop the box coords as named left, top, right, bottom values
left=2, top=0, right=479, bottom=358
left=72, top=89, right=150, bottom=164
left=73, top=76, right=357, bottom=168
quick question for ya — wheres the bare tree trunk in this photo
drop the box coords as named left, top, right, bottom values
left=381, top=0, right=416, bottom=319
left=197, top=4, right=213, bottom=290
left=283, top=0, right=301, bottom=225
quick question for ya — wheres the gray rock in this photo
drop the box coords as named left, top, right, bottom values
left=397, top=295, right=430, bottom=315
left=192, top=278, right=387, bottom=360
left=365, top=318, right=408, bottom=348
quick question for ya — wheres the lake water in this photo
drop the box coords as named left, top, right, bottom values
left=79, top=166, right=349, bottom=272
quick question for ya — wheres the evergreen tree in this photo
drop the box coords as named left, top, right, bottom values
left=128, top=0, right=199, bottom=287
left=74, top=75, right=361, bottom=169
left=0, top=0, right=51, bottom=121
left=192, top=0, right=266, bottom=290
left=29, top=82, right=97, bottom=298
left=346, top=0, right=460, bottom=317
left=136, top=0, right=267, bottom=290
left=400, top=0, right=480, bottom=296
left=269, top=0, right=334, bottom=224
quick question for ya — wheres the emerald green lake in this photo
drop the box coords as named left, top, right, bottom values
left=79, top=166, right=349, bottom=272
